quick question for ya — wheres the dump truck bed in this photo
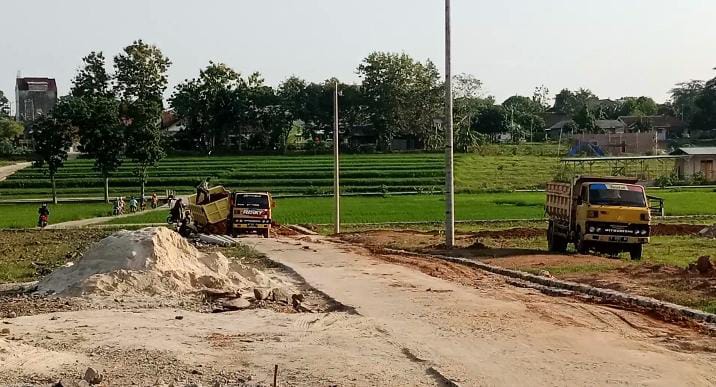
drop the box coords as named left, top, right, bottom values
left=545, top=181, right=572, bottom=223
left=187, top=186, right=231, bottom=226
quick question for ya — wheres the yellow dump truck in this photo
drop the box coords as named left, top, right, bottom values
left=187, top=186, right=273, bottom=237
left=545, top=176, right=651, bottom=260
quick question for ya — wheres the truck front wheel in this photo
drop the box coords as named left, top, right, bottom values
left=629, top=245, right=643, bottom=261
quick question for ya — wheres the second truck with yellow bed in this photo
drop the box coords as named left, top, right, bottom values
left=545, top=176, right=651, bottom=260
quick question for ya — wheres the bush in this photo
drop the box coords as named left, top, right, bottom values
left=0, top=140, right=32, bottom=157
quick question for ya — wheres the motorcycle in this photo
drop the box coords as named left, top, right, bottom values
left=38, top=214, right=48, bottom=228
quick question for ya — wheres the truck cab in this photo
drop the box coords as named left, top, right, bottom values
left=231, top=192, right=273, bottom=238
left=546, top=176, right=651, bottom=260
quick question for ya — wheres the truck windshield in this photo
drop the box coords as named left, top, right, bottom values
left=235, top=194, right=269, bottom=208
left=589, top=183, right=646, bottom=207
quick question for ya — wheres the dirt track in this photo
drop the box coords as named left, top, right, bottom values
left=2, top=233, right=716, bottom=386
left=0, top=162, right=31, bottom=182
left=245, top=236, right=716, bottom=386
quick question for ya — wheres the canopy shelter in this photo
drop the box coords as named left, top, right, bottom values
left=559, top=155, right=685, bottom=181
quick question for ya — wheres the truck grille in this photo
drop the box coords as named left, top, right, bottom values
left=586, top=222, right=650, bottom=237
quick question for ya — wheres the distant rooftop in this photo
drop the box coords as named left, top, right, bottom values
left=670, top=147, right=716, bottom=156
left=16, top=77, right=57, bottom=92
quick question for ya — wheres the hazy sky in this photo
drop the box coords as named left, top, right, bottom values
left=2, top=0, right=715, bottom=109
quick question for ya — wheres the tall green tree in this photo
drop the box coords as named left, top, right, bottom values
left=691, top=71, right=716, bottom=131
left=32, top=116, right=73, bottom=204
left=71, top=52, right=113, bottom=98
left=502, top=96, right=545, bottom=141
left=114, top=40, right=170, bottom=199
left=171, top=62, right=243, bottom=152
left=123, top=99, right=166, bottom=199
left=276, top=76, right=308, bottom=152
left=358, top=52, right=442, bottom=150
left=670, top=80, right=705, bottom=122
left=553, top=88, right=598, bottom=115
left=472, top=105, right=509, bottom=142
left=55, top=52, right=125, bottom=203
left=618, top=96, right=658, bottom=117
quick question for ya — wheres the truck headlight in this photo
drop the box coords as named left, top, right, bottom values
left=641, top=229, right=648, bottom=235
left=596, top=227, right=602, bottom=232
left=588, top=226, right=596, bottom=233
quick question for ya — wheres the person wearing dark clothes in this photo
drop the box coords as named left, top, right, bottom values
left=38, top=203, right=50, bottom=227
left=170, top=198, right=185, bottom=223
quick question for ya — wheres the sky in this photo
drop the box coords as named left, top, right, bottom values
left=2, top=0, right=715, bottom=111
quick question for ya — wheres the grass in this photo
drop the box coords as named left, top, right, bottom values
left=643, top=236, right=716, bottom=267
left=1, top=154, right=449, bottom=198
left=0, top=229, right=111, bottom=283
left=102, top=189, right=716, bottom=227
left=0, top=203, right=114, bottom=229
left=105, top=193, right=547, bottom=226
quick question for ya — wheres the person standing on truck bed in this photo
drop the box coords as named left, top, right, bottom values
left=196, top=178, right=210, bottom=205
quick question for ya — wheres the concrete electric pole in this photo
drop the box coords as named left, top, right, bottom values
left=333, top=81, right=340, bottom=234
left=444, top=0, right=455, bottom=247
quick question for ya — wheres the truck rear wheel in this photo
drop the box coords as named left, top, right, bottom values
left=547, top=222, right=568, bottom=253
left=629, top=245, right=643, bottom=261
left=262, top=229, right=270, bottom=239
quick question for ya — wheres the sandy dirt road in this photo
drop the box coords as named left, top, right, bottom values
left=0, top=162, right=31, bottom=182
left=244, top=236, right=716, bottom=386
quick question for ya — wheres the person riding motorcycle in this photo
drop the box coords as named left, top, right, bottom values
left=38, top=203, right=50, bottom=227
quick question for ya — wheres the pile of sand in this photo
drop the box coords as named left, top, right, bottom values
left=37, top=227, right=275, bottom=297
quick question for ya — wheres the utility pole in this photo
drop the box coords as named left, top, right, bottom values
left=333, top=81, right=340, bottom=234
left=444, top=0, right=455, bottom=247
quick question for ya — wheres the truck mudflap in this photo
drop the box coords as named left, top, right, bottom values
left=583, top=234, right=649, bottom=244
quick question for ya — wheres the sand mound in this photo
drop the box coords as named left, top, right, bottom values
left=37, top=227, right=275, bottom=297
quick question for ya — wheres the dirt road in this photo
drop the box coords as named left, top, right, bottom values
left=244, top=236, right=716, bottom=386
left=0, top=162, right=31, bottom=181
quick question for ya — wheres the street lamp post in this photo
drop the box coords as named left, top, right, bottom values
left=444, top=0, right=455, bottom=247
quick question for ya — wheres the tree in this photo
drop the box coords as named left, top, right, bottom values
left=123, top=99, right=166, bottom=199
left=691, top=71, right=716, bottom=131
left=472, top=105, right=508, bottom=142
left=618, top=96, right=658, bottom=117
left=358, top=52, right=442, bottom=150
left=552, top=88, right=598, bottom=115
left=532, top=85, right=550, bottom=111
left=0, top=90, right=10, bottom=117
left=32, top=115, right=73, bottom=204
left=114, top=40, right=170, bottom=199
left=276, top=76, right=308, bottom=152
left=670, top=80, right=705, bottom=122
left=171, top=62, right=244, bottom=152
left=453, top=73, right=483, bottom=99
left=0, top=118, right=24, bottom=140
left=114, top=40, right=171, bottom=105
left=71, top=52, right=112, bottom=98
left=502, top=96, right=545, bottom=141
left=55, top=95, right=124, bottom=203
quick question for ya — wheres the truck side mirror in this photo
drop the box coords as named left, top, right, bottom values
left=271, top=201, right=276, bottom=208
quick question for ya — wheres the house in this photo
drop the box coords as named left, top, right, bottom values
left=573, top=132, right=659, bottom=156
left=544, top=119, right=576, bottom=140
left=670, top=147, right=716, bottom=182
left=161, top=111, right=183, bottom=135
left=618, top=115, right=687, bottom=141
left=594, top=119, right=626, bottom=133
left=15, top=77, right=57, bottom=123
